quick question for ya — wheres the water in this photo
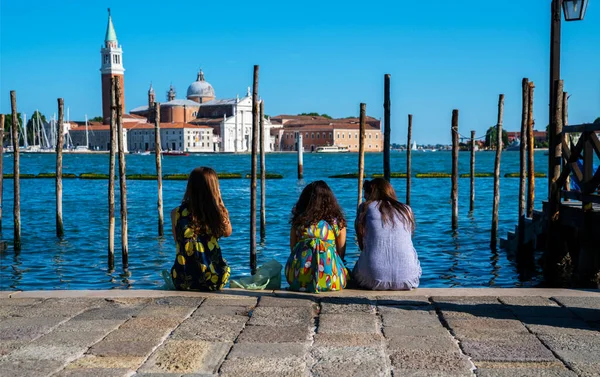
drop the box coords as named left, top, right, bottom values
left=0, top=151, right=549, bottom=290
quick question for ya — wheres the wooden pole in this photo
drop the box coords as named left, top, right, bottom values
left=154, top=102, right=163, bottom=237
left=10, top=91, right=21, bottom=251
left=562, top=91, right=569, bottom=196
left=383, top=74, right=391, bottom=182
left=549, top=81, right=564, bottom=202
left=0, top=114, right=4, bottom=232
left=297, top=132, right=303, bottom=179
left=491, top=94, right=504, bottom=250
left=519, top=79, right=529, bottom=218
left=108, top=79, right=116, bottom=269
left=451, top=110, right=459, bottom=230
left=406, top=114, right=412, bottom=206
left=358, top=103, right=366, bottom=208
left=259, top=100, right=266, bottom=240
left=526, top=82, right=535, bottom=218
left=470, top=130, right=475, bottom=212
left=518, top=80, right=529, bottom=252
left=56, top=99, right=65, bottom=238
left=250, top=65, right=259, bottom=275
left=115, top=78, right=128, bottom=269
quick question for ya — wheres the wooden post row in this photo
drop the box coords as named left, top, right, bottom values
left=10, top=91, right=21, bottom=251
left=259, top=100, right=266, bottom=240
left=250, top=65, right=259, bottom=275
left=451, top=110, right=459, bottom=230
left=154, top=102, right=164, bottom=237
left=115, top=78, right=129, bottom=269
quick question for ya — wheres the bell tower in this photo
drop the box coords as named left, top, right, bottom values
left=100, top=8, right=125, bottom=124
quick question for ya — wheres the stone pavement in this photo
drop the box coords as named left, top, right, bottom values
left=0, top=288, right=599, bottom=377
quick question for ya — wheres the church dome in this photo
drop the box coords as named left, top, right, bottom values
left=187, top=70, right=215, bottom=99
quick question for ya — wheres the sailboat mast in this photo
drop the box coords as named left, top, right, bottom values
left=22, top=113, right=28, bottom=148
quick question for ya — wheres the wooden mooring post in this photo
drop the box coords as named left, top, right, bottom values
left=10, top=91, right=21, bottom=251
left=358, top=103, right=366, bottom=208
left=383, top=74, right=391, bottom=182
left=0, top=114, right=4, bottom=232
left=250, top=64, right=259, bottom=275
left=451, top=110, right=459, bottom=230
left=154, top=102, right=163, bottom=237
left=406, top=114, right=412, bottom=206
left=56, top=98, right=65, bottom=238
left=108, top=80, right=117, bottom=269
left=297, top=132, right=303, bottom=179
left=491, top=94, right=504, bottom=250
left=259, top=100, right=266, bottom=240
left=562, top=91, right=569, bottom=197
left=115, top=78, right=128, bottom=269
left=526, top=82, right=535, bottom=218
left=518, top=79, right=529, bottom=250
left=470, top=130, right=475, bottom=212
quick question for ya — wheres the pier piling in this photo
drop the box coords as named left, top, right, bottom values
left=154, top=102, right=163, bottom=237
left=383, top=74, right=391, bottom=182
left=518, top=79, right=529, bottom=251
left=470, top=130, right=475, bottom=212
left=562, top=91, right=569, bottom=197
left=491, top=94, right=504, bottom=250
left=250, top=65, right=259, bottom=275
left=56, top=99, right=65, bottom=238
left=451, top=110, right=459, bottom=230
left=115, top=78, right=128, bottom=269
left=10, top=91, right=21, bottom=251
left=108, top=80, right=116, bottom=269
left=527, top=82, right=535, bottom=218
left=0, top=114, right=4, bottom=232
left=259, top=100, right=266, bottom=240
left=406, top=114, right=412, bottom=206
left=297, top=132, right=304, bottom=179
left=358, top=103, right=366, bottom=208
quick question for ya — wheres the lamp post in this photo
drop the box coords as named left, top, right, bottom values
left=548, top=0, right=588, bottom=196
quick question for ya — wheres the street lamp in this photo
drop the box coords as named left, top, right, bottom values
left=562, top=0, right=589, bottom=21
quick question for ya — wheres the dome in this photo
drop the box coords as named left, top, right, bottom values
left=186, top=70, right=215, bottom=99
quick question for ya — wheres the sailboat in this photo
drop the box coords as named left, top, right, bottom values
left=74, top=115, right=90, bottom=152
left=411, top=141, right=417, bottom=151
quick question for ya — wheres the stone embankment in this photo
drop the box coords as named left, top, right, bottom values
left=0, top=288, right=599, bottom=376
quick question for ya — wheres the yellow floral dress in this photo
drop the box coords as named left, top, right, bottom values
left=171, top=203, right=230, bottom=291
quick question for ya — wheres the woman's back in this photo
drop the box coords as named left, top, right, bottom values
left=353, top=201, right=421, bottom=290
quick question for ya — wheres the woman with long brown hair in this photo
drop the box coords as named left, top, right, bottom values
left=353, top=178, right=421, bottom=290
left=285, top=180, right=349, bottom=292
left=170, top=167, right=232, bottom=291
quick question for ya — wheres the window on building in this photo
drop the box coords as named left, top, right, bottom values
left=305, top=132, right=309, bottom=138
left=348, top=133, right=352, bottom=139
left=187, top=142, right=190, bottom=147
left=369, top=145, right=372, bottom=148
left=323, top=132, right=326, bottom=138
left=375, top=134, right=379, bottom=139
left=317, top=133, right=320, bottom=139
left=337, top=133, right=340, bottom=138
left=329, top=132, right=332, bottom=138
left=104, top=55, right=109, bottom=64
left=342, top=134, right=344, bottom=138
left=369, top=134, right=372, bottom=139
left=355, top=133, right=358, bottom=138
left=311, top=133, right=315, bottom=139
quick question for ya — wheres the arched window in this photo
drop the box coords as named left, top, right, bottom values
left=311, top=133, right=315, bottom=139
left=317, top=133, right=320, bottom=139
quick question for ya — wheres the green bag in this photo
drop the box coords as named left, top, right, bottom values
left=230, top=260, right=282, bottom=290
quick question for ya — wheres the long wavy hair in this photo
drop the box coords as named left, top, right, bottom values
left=290, top=180, right=346, bottom=229
left=182, top=167, right=228, bottom=237
left=356, top=178, right=415, bottom=240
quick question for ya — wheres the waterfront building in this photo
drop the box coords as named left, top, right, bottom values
left=100, top=9, right=125, bottom=125
left=271, top=115, right=382, bottom=152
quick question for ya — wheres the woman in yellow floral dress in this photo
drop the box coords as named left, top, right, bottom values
left=170, top=167, right=232, bottom=291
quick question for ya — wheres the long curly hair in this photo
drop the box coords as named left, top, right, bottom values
left=290, top=180, right=346, bottom=229
left=182, top=167, right=228, bottom=237
left=356, top=178, right=415, bottom=240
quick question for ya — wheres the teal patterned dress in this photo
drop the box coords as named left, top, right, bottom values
left=171, top=203, right=230, bottom=291
left=285, top=220, right=349, bottom=293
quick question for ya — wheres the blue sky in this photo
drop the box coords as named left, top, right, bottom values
left=1, top=0, right=598, bottom=144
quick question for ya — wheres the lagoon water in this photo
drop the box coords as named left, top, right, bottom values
left=0, top=151, right=549, bottom=290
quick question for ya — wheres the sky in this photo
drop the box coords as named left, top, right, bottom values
left=1, top=0, right=599, bottom=145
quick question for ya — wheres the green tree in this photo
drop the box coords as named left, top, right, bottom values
left=298, top=112, right=332, bottom=119
left=25, top=111, right=47, bottom=145
left=595, top=117, right=600, bottom=124
left=484, top=126, right=508, bottom=149
left=3, top=113, right=23, bottom=145
left=90, top=116, right=104, bottom=122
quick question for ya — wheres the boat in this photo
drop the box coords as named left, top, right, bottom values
left=411, top=141, right=417, bottom=151
left=505, top=138, right=520, bottom=151
left=315, top=145, right=349, bottom=153
left=162, top=150, right=189, bottom=156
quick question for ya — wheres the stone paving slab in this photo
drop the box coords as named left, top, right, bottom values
left=1, top=289, right=600, bottom=376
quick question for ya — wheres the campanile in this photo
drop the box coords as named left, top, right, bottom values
left=100, top=8, right=125, bottom=124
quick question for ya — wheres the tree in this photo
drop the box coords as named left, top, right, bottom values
left=90, top=116, right=104, bottom=122
left=3, top=113, right=23, bottom=146
left=484, top=126, right=508, bottom=149
left=298, top=112, right=332, bottom=119
left=25, top=111, right=47, bottom=145
left=595, top=117, right=600, bottom=124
